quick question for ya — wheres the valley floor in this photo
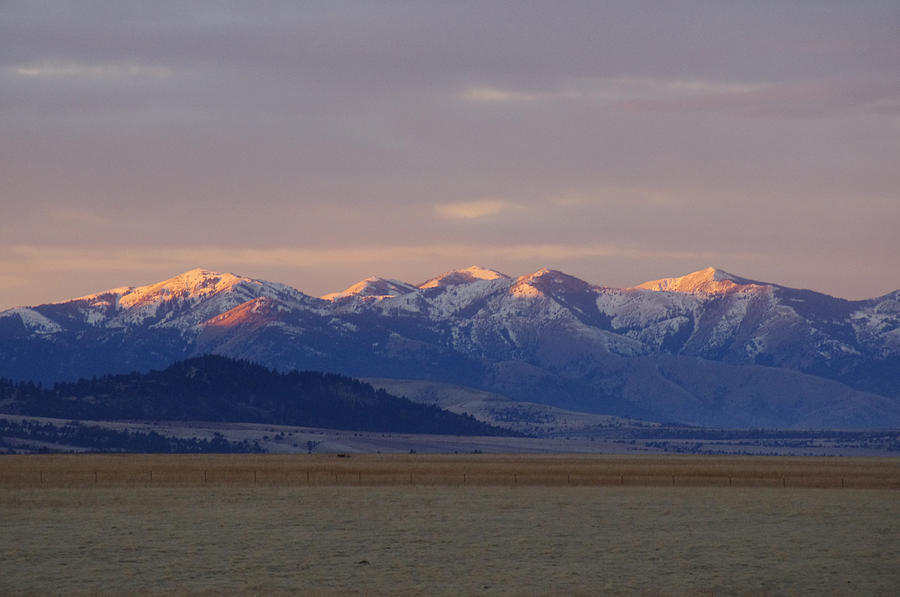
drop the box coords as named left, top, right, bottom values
left=1, top=479, right=897, bottom=596
left=2, top=414, right=899, bottom=457
left=2, top=453, right=900, bottom=489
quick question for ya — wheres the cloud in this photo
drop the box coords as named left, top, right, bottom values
left=550, top=187, right=679, bottom=208
left=461, top=86, right=573, bottom=104
left=460, top=76, right=900, bottom=119
left=13, top=62, right=171, bottom=80
left=43, top=207, right=115, bottom=227
left=461, top=78, right=766, bottom=106
left=612, top=77, right=900, bottom=119
left=433, top=198, right=524, bottom=220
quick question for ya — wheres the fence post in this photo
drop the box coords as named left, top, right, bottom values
left=782, top=477, right=785, bottom=488
left=671, top=475, right=675, bottom=486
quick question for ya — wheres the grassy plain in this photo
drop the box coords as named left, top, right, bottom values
left=2, top=453, right=900, bottom=489
left=2, top=455, right=899, bottom=595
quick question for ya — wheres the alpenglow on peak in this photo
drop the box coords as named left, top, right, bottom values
left=65, top=268, right=250, bottom=308
left=634, top=267, right=755, bottom=294
left=321, top=277, right=418, bottom=301
left=418, top=266, right=510, bottom=289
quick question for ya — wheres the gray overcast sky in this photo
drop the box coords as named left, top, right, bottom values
left=2, top=1, right=899, bottom=308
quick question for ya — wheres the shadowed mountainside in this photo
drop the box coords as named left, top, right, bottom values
left=0, top=355, right=517, bottom=437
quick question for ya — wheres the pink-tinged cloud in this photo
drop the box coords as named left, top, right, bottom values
left=433, top=198, right=524, bottom=220
left=613, top=78, right=900, bottom=119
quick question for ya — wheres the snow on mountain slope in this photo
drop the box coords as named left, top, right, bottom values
left=600, top=278, right=846, bottom=365
left=851, top=289, right=900, bottom=355
left=383, top=268, right=644, bottom=360
left=418, top=265, right=509, bottom=289
left=596, top=287, right=700, bottom=350
left=203, top=295, right=293, bottom=328
left=635, top=266, right=761, bottom=294
left=2, top=268, right=321, bottom=334
left=3, top=307, right=65, bottom=334
left=330, top=266, right=513, bottom=318
left=632, top=268, right=871, bottom=358
left=321, top=277, right=418, bottom=301
left=510, top=268, right=594, bottom=298
left=372, top=274, right=513, bottom=319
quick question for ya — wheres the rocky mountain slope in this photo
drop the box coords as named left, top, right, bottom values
left=2, top=266, right=898, bottom=428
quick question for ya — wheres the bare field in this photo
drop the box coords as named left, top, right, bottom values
left=2, top=453, right=900, bottom=489
left=2, top=455, right=899, bottom=595
left=1, top=483, right=898, bottom=596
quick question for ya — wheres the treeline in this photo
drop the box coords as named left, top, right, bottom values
left=626, top=425, right=900, bottom=447
left=0, top=418, right=263, bottom=454
left=0, top=355, right=516, bottom=437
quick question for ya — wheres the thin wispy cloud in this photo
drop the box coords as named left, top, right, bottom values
left=612, top=77, right=900, bottom=119
left=461, top=78, right=768, bottom=105
left=433, top=198, right=524, bottom=220
left=461, top=86, right=574, bottom=104
left=43, top=207, right=116, bottom=227
left=13, top=62, right=171, bottom=80
left=550, top=187, right=680, bottom=208
left=460, top=76, right=900, bottom=119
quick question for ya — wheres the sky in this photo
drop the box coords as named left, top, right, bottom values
left=2, top=1, right=899, bottom=309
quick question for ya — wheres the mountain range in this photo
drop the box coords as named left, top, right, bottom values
left=2, top=265, right=899, bottom=429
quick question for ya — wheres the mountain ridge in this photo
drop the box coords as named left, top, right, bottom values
left=2, top=265, right=898, bottom=429
left=635, top=266, right=758, bottom=294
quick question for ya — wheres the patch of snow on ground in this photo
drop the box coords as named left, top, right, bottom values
left=12, top=308, right=63, bottom=334
left=82, top=308, right=108, bottom=326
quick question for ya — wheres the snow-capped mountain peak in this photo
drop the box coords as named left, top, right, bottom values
left=510, top=268, right=594, bottom=298
left=65, top=268, right=250, bottom=308
left=42, top=268, right=317, bottom=330
left=321, top=277, right=418, bottom=301
left=418, top=265, right=510, bottom=289
left=115, top=269, right=250, bottom=308
left=635, top=266, right=753, bottom=294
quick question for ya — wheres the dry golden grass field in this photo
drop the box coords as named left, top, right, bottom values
left=2, top=453, right=900, bottom=489
left=2, top=454, right=899, bottom=596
